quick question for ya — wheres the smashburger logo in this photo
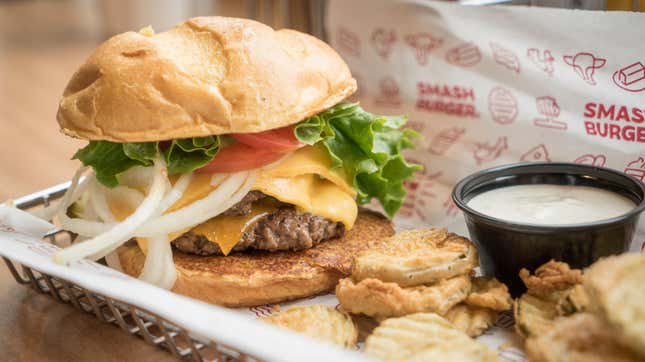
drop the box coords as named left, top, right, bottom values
left=416, top=82, right=479, bottom=118
left=583, top=103, right=645, bottom=143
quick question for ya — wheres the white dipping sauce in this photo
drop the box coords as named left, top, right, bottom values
left=467, top=184, right=635, bottom=225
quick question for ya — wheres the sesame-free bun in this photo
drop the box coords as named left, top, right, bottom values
left=117, top=210, right=394, bottom=307
left=57, top=17, right=356, bottom=142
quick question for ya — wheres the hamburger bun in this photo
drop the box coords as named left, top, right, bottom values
left=57, top=17, right=356, bottom=142
left=117, top=210, right=394, bottom=306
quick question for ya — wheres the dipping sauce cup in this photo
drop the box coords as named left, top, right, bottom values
left=452, top=162, right=645, bottom=296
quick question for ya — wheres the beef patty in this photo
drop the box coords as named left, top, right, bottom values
left=171, top=192, right=345, bottom=255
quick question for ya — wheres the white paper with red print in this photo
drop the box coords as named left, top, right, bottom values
left=325, top=0, right=645, bottom=359
left=326, top=0, right=645, bottom=250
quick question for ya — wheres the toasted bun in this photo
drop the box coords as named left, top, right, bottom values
left=117, top=210, right=393, bottom=307
left=57, top=17, right=356, bottom=142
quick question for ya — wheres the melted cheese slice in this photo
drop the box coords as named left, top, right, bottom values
left=189, top=199, right=278, bottom=255
left=106, top=145, right=357, bottom=255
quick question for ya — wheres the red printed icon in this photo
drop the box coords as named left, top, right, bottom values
left=490, top=42, right=520, bottom=73
left=406, top=119, right=424, bottom=133
left=445, top=42, right=481, bottom=67
left=612, top=62, right=645, bottom=92
left=624, top=156, right=645, bottom=181
left=443, top=195, right=459, bottom=218
left=405, top=33, right=442, bottom=65
left=401, top=168, right=442, bottom=221
left=337, top=27, right=360, bottom=57
left=521, top=144, right=551, bottom=162
left=473, top=136, right=508, bottom=165
left=488, top=86, right=517, bottom=125
left=249, top=305, right=276, bottom=318
left=562, top=52, right=606, bottom=85
left=527, top=48, right=555, bottom=76
left=428, top=126, right=466, bottom=155
left=574, top=154, right=606, bottom=167
left=375, top=77, right=402, bottom=108
left=371, top=28, right=396, bottom=60
left=534, top=96, right=567, bottom=130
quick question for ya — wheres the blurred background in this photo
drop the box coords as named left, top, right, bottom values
left=1, top=0, right=643, bottom=201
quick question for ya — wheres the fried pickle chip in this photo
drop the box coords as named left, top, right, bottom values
left=352, top=229, right=478, bottom=287
left=336, top=275, right=471, bottom=319
left=365, top=313, right=499, bottom=362
left=525, top=313, right=640, bottom=362
left=515, top=260, right=590, bottom=339
left=557, top=284, right=590, bottom=315
left=584, top=253, right=645, bottom=357
left=261, top=305, right=358, bottom=347
left=465, top=277, right=512, bottom=311
left=519, top=259, right=582, bottom=297
left=514, top=293, right=559, bottom=339
left=444, top=304, right=498, bottom=337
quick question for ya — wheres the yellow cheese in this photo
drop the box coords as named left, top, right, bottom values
left=189, top=199, right=278, bottom=255
left=252, top=174, right=357, bottom=228
left=262, top=145, right=356, bottom=197
left=106, top=145, right=358, bottom=254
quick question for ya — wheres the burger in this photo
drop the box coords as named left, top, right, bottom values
left=53, top=17, right=420, bottom=306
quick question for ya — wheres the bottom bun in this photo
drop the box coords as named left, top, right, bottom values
left=117, top=209, right=394, bottom=307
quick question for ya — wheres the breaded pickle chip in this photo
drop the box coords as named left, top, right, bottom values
left=584, top=253, right=645, bottom=358
left=336, top=275, right=471, bottom=319
left=525, top=313, right=640, bottom=362
left=466, top=277, right=513, bottom=311
left=352, top=229, right=478, bottom=287
left=365, top=313, right=499, bottom=362
left=262, top=305, right=358, bottom=347
left=444, top=303, right=498, bottom=337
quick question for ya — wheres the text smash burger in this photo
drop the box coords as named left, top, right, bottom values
left=52, top=17, right=420, bottom=306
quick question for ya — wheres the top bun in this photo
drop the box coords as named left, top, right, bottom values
left=57, top=17, right=356, bottom=142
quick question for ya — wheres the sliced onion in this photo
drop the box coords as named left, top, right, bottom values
left=105, top=186, right=145, bottom=210
left=117, top=165, right=155, bottom=190
left=54, top=166, right=89, bottom=216
left=55, top=168, right=118, bottom=237
left=209, top=173, right=229, bottom=187
left=157, top=173, right=193, bottom=214
left=137, top=234, right=176, bottom=289
left=53, top=157, right=168, bottom=264
left=89, top=179, right=116, bottom=222
left=134, top=171, right=255, bottom=237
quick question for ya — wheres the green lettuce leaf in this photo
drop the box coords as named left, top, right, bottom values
left=73, top=137, right=221, bottom=187
left=163, top=136, right=220, bottom=175
left=295, top=103, right=421, bottom=217
left=73, top=141, right=146, bottom=187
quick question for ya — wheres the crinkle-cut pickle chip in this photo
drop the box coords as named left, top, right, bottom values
left=584, top=253, right=645, bottom=358
left=261, top=305, right=358, bottom=348
left=352, top=229, right=478, bottom=287
left=365, top=313, right=500, bottom=362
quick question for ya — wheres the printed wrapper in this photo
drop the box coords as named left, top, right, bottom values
left=1, top=2, right=644, bottom=361
left=326, top=0, right=645, bottom=245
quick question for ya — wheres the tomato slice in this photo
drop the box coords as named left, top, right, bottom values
left=196, top=143, right=284, bottom=173
left=231, top=125, right=302, bottom=153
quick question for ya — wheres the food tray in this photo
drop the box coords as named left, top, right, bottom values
left=6, top=183, right=261, bottom=362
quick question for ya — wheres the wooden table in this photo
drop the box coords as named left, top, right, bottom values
left=0, top=2, right=179, bottom=360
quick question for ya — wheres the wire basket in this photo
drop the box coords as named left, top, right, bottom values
left=6, top=183, right=263, bottom=362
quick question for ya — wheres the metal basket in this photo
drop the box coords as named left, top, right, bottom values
left=5, top=183, right=262, bottom=362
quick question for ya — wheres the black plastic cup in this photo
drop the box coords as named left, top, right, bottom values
left=452, top=162, right=645, bottom=296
